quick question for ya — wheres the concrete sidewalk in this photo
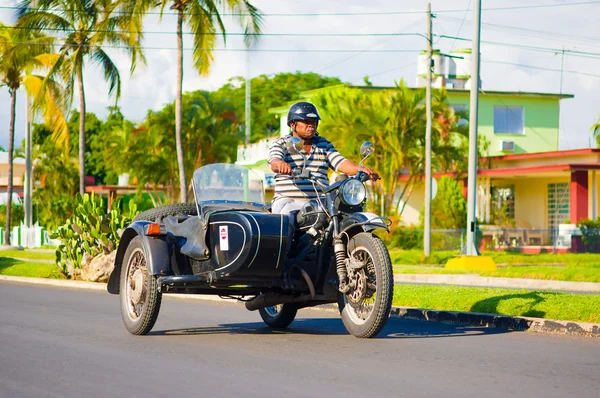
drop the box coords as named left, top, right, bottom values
left=394, top=274, right=600, bottom=293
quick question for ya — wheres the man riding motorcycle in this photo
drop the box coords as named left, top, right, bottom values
left=268, top=101, right=380, bottom=215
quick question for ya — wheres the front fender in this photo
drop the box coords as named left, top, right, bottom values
left=107, top=221, right=171, bottom=294
left=338, top=212, right=389, bottom=238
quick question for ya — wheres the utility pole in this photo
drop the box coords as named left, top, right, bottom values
left=464, top=0, right=482, bottom=256
left=24, top=94, right=33, bottom=233
left=424, top=3, right=433, bottom=257
left=245, top=48, right=251, bottom=145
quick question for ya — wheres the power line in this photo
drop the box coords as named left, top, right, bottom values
left=3, top=1, right=599, bottom=17
left=437, top=15, right=600, bottom=46
left=436, top=34, right=600, bottom=60
left=0, top=40, right=424, bottom=53
left=4, top=25, right=427, bottom=38
left=314, top=19, right=425, bottom=74
left=484, top=59, right=600, bottom=79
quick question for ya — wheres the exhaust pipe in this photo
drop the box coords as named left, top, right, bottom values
left=245, top=293, right=311, bottom=311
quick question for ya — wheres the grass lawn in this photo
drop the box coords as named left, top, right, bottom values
left=392, top=285, right=600, bottom=324
left=0, top=257, right=65, bottom=279
left=0, top=249, right=56, bottom=261
left=390, top=249, right=600, bottom=282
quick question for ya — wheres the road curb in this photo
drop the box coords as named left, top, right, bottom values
left=393, top=274, right=600, bottom=293
left=390, top=307, right=600, bottom=338
left=2, top=275, right=598, bottom=338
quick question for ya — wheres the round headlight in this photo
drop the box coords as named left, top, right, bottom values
left=341, top=179, right=366, bottom=206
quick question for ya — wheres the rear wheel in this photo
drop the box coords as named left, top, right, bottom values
left=259, top=304, right=299, bottom=329
left=119, top=236, right=162, bottom=335
left=338, top=232, right=393, bottom=338
left=134, top=203, right=198, bottom=222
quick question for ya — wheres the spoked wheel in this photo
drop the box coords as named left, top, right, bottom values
left=338, top=232, right=393, bottom=338
left=259, top=304, right=299, bottom=329
left=119, top=236, right=162, bottom=335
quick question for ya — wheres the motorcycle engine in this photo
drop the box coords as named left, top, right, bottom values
left=296, top=200, right=328, bottom=231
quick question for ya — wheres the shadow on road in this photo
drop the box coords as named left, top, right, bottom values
left=152, top=316, right=512, bottom=339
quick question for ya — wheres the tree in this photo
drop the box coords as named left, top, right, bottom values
left=122, top=0, right=263, bottom=203
left=592, top=116, right=600, bottom=146
left=17, top=0, right=144, bottom=196
left=312, top=81, right=473, bottom=217
left=214, top=72, right=344, bottom=142
left=103, top=90, right=241, bottom=202
left=0, top=23, right=66, bottom=245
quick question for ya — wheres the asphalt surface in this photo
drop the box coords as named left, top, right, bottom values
left=1, top=281, right=599, bottom=398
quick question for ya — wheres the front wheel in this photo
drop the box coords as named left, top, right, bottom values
left=119, top=236, right=162, bottom=335
left=259, top=304, right=299, bottom=329
left=338, top=232, right=393, bottom=338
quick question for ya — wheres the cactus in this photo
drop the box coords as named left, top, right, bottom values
left=51, top=193, right=138, bottom=278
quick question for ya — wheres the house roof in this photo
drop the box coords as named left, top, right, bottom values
left=0, top=152, right=26, bottom=165
left=486, top=148, right=600, bottom=161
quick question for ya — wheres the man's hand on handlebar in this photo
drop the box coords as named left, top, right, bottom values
left=271, top=159, right=292, bottom=175
left=358, top=166, right=380, bottom=182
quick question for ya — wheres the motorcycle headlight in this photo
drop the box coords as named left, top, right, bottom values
left=340, top=179, right=366, bottom=206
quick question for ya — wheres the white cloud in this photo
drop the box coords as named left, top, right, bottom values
left=1, top=0, right=599, bottom=151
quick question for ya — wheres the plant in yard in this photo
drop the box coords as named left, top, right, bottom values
left=121, top=0, right=263, bottom=203
left=0, top=23, right=67, bottom=245
left=51, top=192, right=138, bottom=278
left=577, top=218, right=600, bottom=252
left=17, top=0, right=145, bottom=196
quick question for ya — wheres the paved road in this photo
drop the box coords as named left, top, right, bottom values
left=1, top=281, right=599, bottom=398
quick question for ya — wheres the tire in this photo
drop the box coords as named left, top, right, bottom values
left=119, top=236, right=162, bottom=335
left=134, top=203, right=198, bottom=222
left=337, top=232, right=393, bottom=338
left=259, top=304, right=299, bottom=329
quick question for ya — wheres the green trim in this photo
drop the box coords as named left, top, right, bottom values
left=452, top=48, right=472, bottom=54
left=419, top=49, right=441, bottom=55
left=447, top=75, right=471, bottom=79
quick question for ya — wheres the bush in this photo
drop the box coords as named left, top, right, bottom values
left=378, top=225, right=424, bottom=250
left=0, top=203, right=24, bottom=229
left=51, top=193, right=138, bottom=278
left=577, top=218, right=600, bottom=252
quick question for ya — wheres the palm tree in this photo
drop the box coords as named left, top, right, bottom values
left=17, top=0, right=145, bottom=196
left=0, top=23, right=67, bottom=246
left=122, top=0, right=262, bottom=203
left=592, top=116, right=600, bottom=147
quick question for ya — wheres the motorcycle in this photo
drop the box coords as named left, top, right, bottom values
left=107, top=139, right=394, bottom=338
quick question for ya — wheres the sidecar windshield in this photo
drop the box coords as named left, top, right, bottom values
left=192, top=163, right=266, bottom=209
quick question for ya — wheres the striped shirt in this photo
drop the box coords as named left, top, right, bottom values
left=268, top=135, right=347, bottom=200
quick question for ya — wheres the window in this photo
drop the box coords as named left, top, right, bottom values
left=547, top=183, right=570, bottom=231
left=494, top=106, right=524, bottom=134
left=492, top=186, right=515, bottom=222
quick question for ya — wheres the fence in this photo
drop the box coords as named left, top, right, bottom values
left=386, top=225, right=594, bottom=253
left=0, top=223, right=57, bottom=248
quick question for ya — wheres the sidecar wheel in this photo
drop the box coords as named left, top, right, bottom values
left=119, top=236, right=162, bottom=335
left=338, top=232, right=393, bottom=338
left=259, top=304, right=298, bottom=329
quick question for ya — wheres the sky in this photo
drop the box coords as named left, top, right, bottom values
left=1, top=0, right=599, bottom=151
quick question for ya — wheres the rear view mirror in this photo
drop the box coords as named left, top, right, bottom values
left=287, top=136, right=303, bottom=155
left=360, top=141, right=374, bottom=158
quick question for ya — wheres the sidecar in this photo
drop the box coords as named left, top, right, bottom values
left=107, top=164, right=300, bottom=335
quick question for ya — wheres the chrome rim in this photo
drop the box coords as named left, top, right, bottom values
left=344, top=246, right=377, bottom=325
left=125, top=248, right=148, bottom=322
left=264, top=305, right=283, bottom=317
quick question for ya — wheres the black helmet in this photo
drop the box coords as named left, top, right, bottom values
left=287, top=102, right=321, bottom=126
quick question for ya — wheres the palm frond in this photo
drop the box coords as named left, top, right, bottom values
left=90, top=47, right=121, bottom=100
